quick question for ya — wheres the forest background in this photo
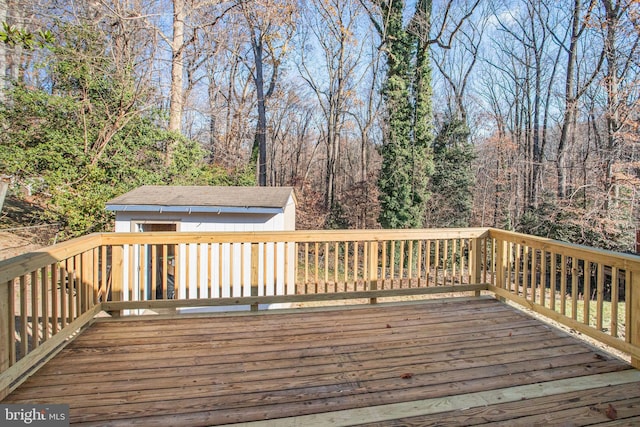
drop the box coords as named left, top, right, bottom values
left=0, top=0, right=638, bottom=252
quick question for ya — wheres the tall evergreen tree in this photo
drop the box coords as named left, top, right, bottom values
left=426, top=118, right=475, bottom=227
left=374, top=0, right=434, bottom=229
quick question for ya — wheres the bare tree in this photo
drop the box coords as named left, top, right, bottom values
left=552, top=0, right=602, bottom=198
left=599, top=0, right=640, bottom=210
left=485, top=0, right=560, bottom=211
left=235, top=0, right=295, bottom=186
left=139, top=0, right=237, bottom=163
left=208, top=23, right=255, bottom=167
left=168, top=0, right=184, bottom=140
left=0, top=0, right=7, bottom=100
left=298, top=0, right=365, bottom=210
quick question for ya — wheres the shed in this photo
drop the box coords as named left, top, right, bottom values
left=106, top=185, right=295, bottom=233
left=105, top=185, right=296, bottom=302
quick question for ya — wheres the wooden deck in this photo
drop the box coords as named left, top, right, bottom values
left=4, top=296, right=640, bottom=426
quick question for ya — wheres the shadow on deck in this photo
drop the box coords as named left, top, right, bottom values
left=4, top=296, right=640, bottom=426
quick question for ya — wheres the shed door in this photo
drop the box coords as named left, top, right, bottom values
left=138, top=223, right=177, bottom=299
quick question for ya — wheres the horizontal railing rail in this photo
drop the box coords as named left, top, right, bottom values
left=1, top=226, right=639, bottom=400
left=101, top=285, right=488, bottom=312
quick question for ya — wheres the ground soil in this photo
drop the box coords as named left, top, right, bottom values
left=0, top=195, right=55, bottom=260
left=0, top=232, right=43, bottom=260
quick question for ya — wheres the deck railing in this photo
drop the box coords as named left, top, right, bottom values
left=98, top=228, right=490, bottom=308
left=1, top=227, right=639, bottom=399
left=487, top=229, right=640, bottom=367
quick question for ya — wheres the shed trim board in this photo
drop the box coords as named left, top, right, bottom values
left=106, top=205, right=285, bottom=215
left=112, top=211, right=294, bottom=233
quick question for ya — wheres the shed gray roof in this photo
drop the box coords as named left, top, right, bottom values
left=106, top=186, right=295, bottom=212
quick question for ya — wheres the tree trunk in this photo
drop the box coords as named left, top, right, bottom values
left=251, top=35, right=268, bottom=186
left=557, top=0, right=581, bottom=199
left=208, top=79, right=218, bottom=163
left=325, top=62, right=344, bottom=210
left=531, top=53, right=542, bottom=209
left=3, top=0, right=23, bottom=87
left=0, top=0, right=6, bottom=102
left=325, top=117, right=337, bottom=209
left=167, top=0, right=185, bottom=164
left=0, top=181, right=7, bottom=214
left=602, top=0, right=620, bottom=211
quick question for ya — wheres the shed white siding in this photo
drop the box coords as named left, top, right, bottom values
left=113, top=203, right=295, bottom=233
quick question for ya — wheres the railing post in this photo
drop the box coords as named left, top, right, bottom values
left=496, top=238, right=507, bottom=302
left=631, top=270, right=640, bottom=369
left=110, top=245, right=123, bottom=317
left=369, top=241, right=379, bottom=304
left=81, top=250, right=91, bottom=312
left=0, top=281, right=10, bottom=372
left=0, top=280, right=11, bottom=400
left=251, top=243, right=259, bottom=311
left=471, top=237, right=483, bottom=296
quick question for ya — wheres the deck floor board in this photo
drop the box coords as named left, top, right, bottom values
left=356, top=382, right=640, bottom=426
left=3, top=297, right=638, bottom=426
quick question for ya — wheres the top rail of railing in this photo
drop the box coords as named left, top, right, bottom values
left=489, top=229, right=640, bottom=271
